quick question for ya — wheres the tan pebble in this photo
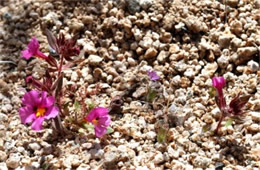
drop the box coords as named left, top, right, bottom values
left=144, top=48, right=157, bottom=59
left=82, top=16, right=93, bottom=25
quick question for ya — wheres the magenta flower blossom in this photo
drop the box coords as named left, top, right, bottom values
left=147, top=70, right=160, bottom=81
left=212, top=76, right=225, bottom=97
left=212, top=76, right=226, bottom=109
left=21, top=37, right=48, bottom=60
left=19, top=90, right=59, bottom=131
left=85, top=107, right=111, bottom=138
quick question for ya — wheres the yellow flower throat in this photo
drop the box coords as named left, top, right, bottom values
left=36, top=107, right=46, bottom=117
left=92, top=119, right=99, bottom=125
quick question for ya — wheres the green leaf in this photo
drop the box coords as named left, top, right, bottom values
left=147, top=88, right=157, bottom=103
left=82, top=123, right=94, bottom=132
left=42, top=163, right=50, bottom=170
left=202, top=124, right=211, bottom=133
left=225, top=118, right=233, bottom=127
left=88, top=102, right=95, bottom=111
left=74, top=100, right=81, bottom=112
left=78, top=128, right=85, bottom=134
left=106, top=127, right=114, bottom=134
left=157, top=126, right=167, bottom=143
left=209, top=87, right=217, bottom=98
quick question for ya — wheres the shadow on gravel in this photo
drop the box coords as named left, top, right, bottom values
left=218, top=138, right=249, bottom=166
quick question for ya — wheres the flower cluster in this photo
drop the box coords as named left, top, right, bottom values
left=19, top=31, right=110, bottom=138
left=212, top=76, right=250, bottom=133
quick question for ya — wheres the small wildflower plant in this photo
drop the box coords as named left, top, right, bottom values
left=19, top=30, right=111, bottom=138
left=210, top=76, right=250, bottom=134
left=146, top=70, right=160, bottom=102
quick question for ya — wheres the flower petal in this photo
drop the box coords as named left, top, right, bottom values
left=19, top=106, right=36, bottom=124
left=87, top=107, right=108, bottom=122
left=44, top=105, right=59, bottom=120
left=98, top=115, right=111, bottom=127
left=212, top=76, right=225, bottom=90
left=22, top=90, right=41, bottom=106
left=31, top=117, right=44, bottom=131
left=21, top=49, right=33, bottom=60
left=41, top=93, right=55, bottom=107
left=94, top=125, right=107, bottom=138
left=27, top=37, right=40, bottom=54
left=147, top=70, right=160, bottom=81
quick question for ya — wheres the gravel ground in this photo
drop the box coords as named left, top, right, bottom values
left=1, top=0, right=260, bottom=169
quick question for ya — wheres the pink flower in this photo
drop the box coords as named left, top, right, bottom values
left=21, top=37, right=48, bottom=60
left=212, top=76, right=225, bottom=96
left=85, top=107, right=111, bottom=138
left=19, top=90, right=59, bottom=131
left=147, top=70, right=160, bottom=81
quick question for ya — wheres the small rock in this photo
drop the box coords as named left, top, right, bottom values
left=77, top=164, right=90, bottom=170
left=236, top=47, right=257, bottom=65
left=255, top=0, right=260, bottom=8
left=139, top=37, right=153, bottom=49
left=114, top=61, right=127, bottom=73
left=29, top=11, right=39, bottom=19
left=160, top=32, right=172, bottom=43
left=71, top=72, right=79, bottom=81
left=31, top=162, right=40, bottom=168
left=169, top=44, right=180, bottom=54
left=126, top=0, right=141, bottom=14
left=104, top=151, right=118, bottom=168
left=6, top=153, right=20, bottom=169
left=139, top=0, right=153, bottom=9
left=88, top=55, right=103, bottom=66
left=133, top=87, right=146, bottom=98
left=0, top=151, right=7, bottom=161
left=82, top=16, right=93, bottom=25
left=2, top=104, right=13, bottom=113
left=105, top=67, right=119, bottom=77
left=250, top=112, right=260, bottom=121
left=144, top=48, right=158, bottom=59
left=17, top=60, right=27, bottom=71
left=217, top=54, right=229, bottom=69
left=230, top=20, right=243, bottom=35
left=184, top=16, right=208, bottom=33
left=0, top=113, right=8, bottom=122
left=70, top=21, right=84, bottom=33
left=218, top=34, right=232, bottom=49
left=153, top=152, right=164, bottom=165
left=247, top=60, right=259, bottom=72
left=0, top=162, right=7, bottom=170
left=192, top=156, right=211, bottom=168
left=89, top=149, right=104, bottom=159
left=201, top=62, right=218, bottom=77
left=226, top=0, right=239, bottom=7
left=93, top=68, right=103, bottom=79
left=184, top=68, right=195, bottom=79
left=157, top=50, right=168, bottom=64
left=42, top=12, right=61, bottom=27
left=230, top=37, right=242, bottom=49
left=63, top=155, right=80, bottom=168
left=83, top=42, right=97, bottom=54
left=28, top=143, right=41, bottom=151
left=127, top=57, right=137, bottom=66
left=146, top=131, right=156, bottom=140
left=248, top=123, right=260, bottom=132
